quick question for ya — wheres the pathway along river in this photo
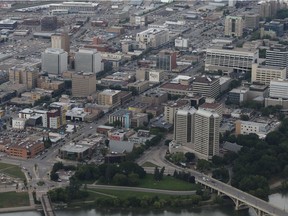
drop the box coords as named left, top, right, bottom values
left=0, top=192, right=287, bottom=216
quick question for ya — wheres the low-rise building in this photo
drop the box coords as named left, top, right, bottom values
left=131, top=113, right=148, bottom=128
left=140, top=89, right=168, bottom=105
left=159, top=83, right=193, bottom=95
left=98, top=89, right=121, bottom=107
left=109, top=109, right=133, bottom=128
left=66, top=107, right=89, bottom=122
left=127, top=81, right=150, bottom=94
left=235, top=120, right=272, bottom=139
left=228, top=87, right=249, bottom=104
left=251, top=64, right=286, bottom=85
left=12, top=118, right=26, bottom=130
left=8, top=140, right=44, bottom=159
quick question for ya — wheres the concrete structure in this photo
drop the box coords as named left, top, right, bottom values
left=75, top=48, right=102, bottom=74
left=51, top=32, right=70, bottom=53
left=228, top=87, right=249, bottom=104
left=264, top=21, right=284, bottom=37
left=12, top=118, right=26, bottom=130
left=192, top=76, right=220, bottom=99
left=205, top=46, right=258, bottom=73
left=156, top=50, right=177, bottom=71
left=245, top=14, right=259, bottom=29
left=0, top=19, right=17, bottom=30
left=66, top=107, right=88, bottom=122
left=164, top=99, right=189, bottom=124
left=140, top=89, right=168, bottom=105
left=224, top=16, right=243, bottom=37
left=136, top=28, right=169, bottom=49
left=108, top=109, right=132, bottom=128
left=8, top=140, right=44, bottom=159
left=251, top=64, right=286, bottom=85
left=98, top=89, right=121, bottom=107
left=9, top=64, right=38, bottom=89
left=194, top=109, right=220, bottom=160
left=174, top=107, right=197, bottom=150
left=235, top=120, right=271, bottom=139
left=127, top=81, right=150, bottom=94
left=49, top=2, right=99, bottom=13
left=160, top=82, right=193, bottom=96
left=270, top=79, right=288, bottom=99
left=175, top=37, right=188, bottom=49
left=42, top=48, right=68, bottom=75
left=199, top=102, right=223, bottom=120
left=59, top=143, right=90, bottom=160
left=72, top=72, right=96, bottom=97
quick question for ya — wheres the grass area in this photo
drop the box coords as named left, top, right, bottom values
left=0, top=162, right=25, bottom=180
left=0, top=192, right=29, bottom=208
left=141, top=162, right=158, bottom=168
left=86, top=189, right=178, bottom=200
left=138, top=174, right=198, bottom=191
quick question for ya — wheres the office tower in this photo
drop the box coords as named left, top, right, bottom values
left=192, top=76, right=220, bottom=99
left=266, top=44, right=288, bottom=76
left=173, top=107, right=196, bottom=149
left=75, top=48, right=102, bottom=74
left=72, top=72, right=96, bottom=97
left=156, top=50, right=177, bottom=71
left=51, top=32, right=70, bottom=53
left=9, top=64, right=38, bottom=89
left=251, top=63, right=286, bottom=85
left=245, top=14, right=260, bottom=29
left=98, top=89, right=121, bottom=106
left=224, top=16, right=243, bottom=37
left=42, top=48, right=68, bottom=75
left=194, top=109, right=220, bottom=160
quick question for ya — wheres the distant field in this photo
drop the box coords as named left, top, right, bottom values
left=0, top=162, right=25, bottom=180
left=0, top=192, right=29, bottom=208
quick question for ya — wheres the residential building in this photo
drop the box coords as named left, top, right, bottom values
left=245, top=14, right=259, bottom=29
left=164, top=99, right=189, bottom=124
left=136, top=28, right=169, bottom=49
left=51, top=32, right=70, bottom=53
left=194, top=109, right=220, bottom=160
left=205, top=46, right=258, bottom=73
left=251, top=64, right=286, bottom=85
left=42, top=48, right=68, bottom=75
left=75, top=48, right=102, bottom=74
left=174, top=107, right=197, bottom=149
left=192, top=76, right=220, bottom=99
left=9, top=64, right=38, bottom=89
left=156, top=50, right=177, bottom=71
left=224, top=16, right=243, bottom=37
left=98, top=89, right=121, bottom=107
left=72, top=72, right=96, bottom=97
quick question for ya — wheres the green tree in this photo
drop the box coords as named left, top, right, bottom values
left=113, top=173, right=128, bottom=186
left=170, top=152, right=186, bottom=164
left=197, top=159, right=212, bottom=172
left=185, top=152, right=195, bottom=162
left=240, top=114, right=249, bottom=121
left=154, top=167, right=160, bottom=181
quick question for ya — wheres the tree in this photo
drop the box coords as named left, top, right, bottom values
left=197, top=159, right=212, bottom=172
left=185, top=152, right=195, bottom=162
left=170, top=152, right=186, bottom=164
left=154, top=167, right=160, bottom=181
left=240, top=114, right=249, bottom=121
left=105, top=139, right=110, bottom=148
left=113, top=173, right=128, bottom=186
left=159, top=167, right=165, bottom=181
left=265, top=131, right=284, bottom=145
left=212, top=155, right=224, bottom=166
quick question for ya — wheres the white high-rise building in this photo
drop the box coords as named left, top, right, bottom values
left=194, top=109, right=220, bottom=160
left=75, top=48, right=102, bottom=74
left=270, top=79, right=288, bottom=99
left=41, top=48, right=68, bottom=75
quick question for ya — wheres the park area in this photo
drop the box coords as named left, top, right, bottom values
left=0, top=162, right=25, bottom=181
left=0, top=191, right=29, bottom=208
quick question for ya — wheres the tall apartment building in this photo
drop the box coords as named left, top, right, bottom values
left=156, top=50, right=177, bottom=71
left=192, top=76, right=220, bottom=99
left=270, top=79, right=288, bottom=99
left=75, top=48, right=102, bottom=74
left=224, top=16, right=243, bottom=37
left=259, top=0, right=279, bottom=18
left=194, top=109, right=220, bottom=160
left=136, top=28, right=169, bottom=49
left=98, top=89, right=121, bottom=107
left=9, top=65, right=38, bottom=89
left=266, top=44, right=288, bottom=76
left=173, top=107, right=197, bottom=150
left=51, top=32, right=70, bottom=53
left=251, top=64, right=286, bottom=85
left=164, top=99, right=189, bottom=124
left=72, top=72, right=96, bottom=97
left=205, top=46, right=258, bottom=73
left=245, top=14, right=260, bottom=29
left=41, top=48, right=68, bottom=75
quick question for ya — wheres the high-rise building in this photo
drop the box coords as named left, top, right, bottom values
left=194, top=109, right=220, bottom=160
left=51, top=32, right=70, bottom=53
left=164, top=99, right=189, bottom=124
left=245, top=14, right=260, bottom=29
left=156, top=50, right=177, bottom=71
left=72, top=72, right=96, bottom=97
left=225, top=16, right=243, bottom=37
left=75, top=48, right=102, bottom=74
left=266, top=44, right=288, bottom=76
left=98, top=89, right=121, bottom=107
left=251, top=64, right=286, bottom=85
left=192, top=76, right=220, bottom=99
left=41, top=48, right=68, bottom=75
left=136, top=28, right=169, bottom=49
left=173, top=107, right=197, bottom=149
left=9, top=64, right=38, bottom=89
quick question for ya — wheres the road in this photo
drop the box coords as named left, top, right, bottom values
left=87, top=184, right=196, bottom=196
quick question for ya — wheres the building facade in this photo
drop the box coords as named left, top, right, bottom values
left=41, top=48, right=68, bottom=75
left=136, top=28, right=169, bottom=49
left=72, top=72, right=96, bottom=97
left=192, top=76, right=220, bottom=99
left=251, top=64, right=286, bottom=85
left=75, top=48, right=102, bottom=74
left=224, top=16, right=243, bottom=37
left=51, top=32, right=70, bottom=53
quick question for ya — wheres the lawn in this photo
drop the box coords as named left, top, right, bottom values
left=0, top=192, right=30, bottom=208
left=0, top=162, right=26, bottom=180
left=138, top=174, right=198, bottom=191
left=141, top=162, right=158, bottom=167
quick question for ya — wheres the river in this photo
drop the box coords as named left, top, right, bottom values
left=0, top=193, right=287, bottom=216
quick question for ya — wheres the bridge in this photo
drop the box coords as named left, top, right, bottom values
left=40, top=194, right=55, bottom=216
left=144, top=166, right=288, bottom=216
